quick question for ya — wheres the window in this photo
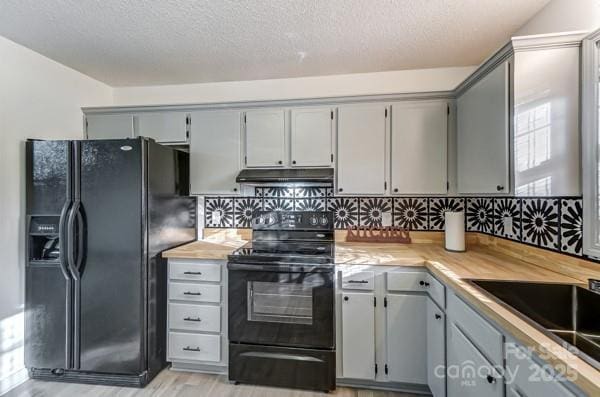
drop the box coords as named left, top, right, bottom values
left=583, top=29, right=600, bottom=258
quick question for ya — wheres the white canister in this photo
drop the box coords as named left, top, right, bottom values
left=444, top=211, right=466, bottom=252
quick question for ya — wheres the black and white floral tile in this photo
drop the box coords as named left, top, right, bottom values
left=203, top=187, right=584, bottom=258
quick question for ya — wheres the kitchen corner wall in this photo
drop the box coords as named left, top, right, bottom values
left=0, top=36, right=112, bottom=393
left=203, top=187, right=584, bottom=259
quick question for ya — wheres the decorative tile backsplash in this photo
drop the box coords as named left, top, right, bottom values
left=203, top=187, right=584, bottom=258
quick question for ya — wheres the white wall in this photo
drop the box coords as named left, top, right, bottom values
left=516, top=0, right=600, bottom=36
left=112, top=66, right=476, bottom=106
left=0, top=36, right=112, bottom=394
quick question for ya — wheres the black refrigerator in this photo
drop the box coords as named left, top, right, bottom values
left=25, top=137, right=197, bottom=387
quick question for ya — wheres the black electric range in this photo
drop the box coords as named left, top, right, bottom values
left=227, top=211, right=336, bottom=392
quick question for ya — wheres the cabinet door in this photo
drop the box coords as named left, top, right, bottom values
left=190, top=110, right=241, bottom=195
left=391, top=101, right=448, bottom=194
left=337, top=104, right=388, bottom=195
left=136, top=112, right=188, bottom=143
left=341, top=292, right=375, bottom=380
left=457, top=62, right=509, bottom=194
left=244, top=109, right=285, bottom=167
left=86, top=114, right=134, bottom=139
left=446, top=323, right=503, bottom=397
left=506, top=344, right=576, bottom=397
left=290, top=107, right=334, bottom=167
left=427, top=298, right=446, bottom=397
left=386, top=294, right=427, bottom=384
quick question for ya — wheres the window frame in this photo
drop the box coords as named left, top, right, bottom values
left=582, top=28, right=600, bottom=258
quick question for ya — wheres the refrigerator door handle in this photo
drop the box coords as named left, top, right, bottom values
left=58, top=201, right=73, bottom=280
left=67, top=200, right=81, bottom=280
left=75, top=207, right=85, bottom=274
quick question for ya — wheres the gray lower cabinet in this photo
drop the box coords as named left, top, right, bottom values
left=338, top=266, right=446, bottom=396
left=340, top=291, right=376, bottom=380
left=427, top=298, right=446, bottom=397
left=446, top=322, right=503, bottom=397
left=167, top=259, right=227, bottom=373
left=386, top=294, right=428, bottom=384
left=446, top=290, right=585, bottom=397
left=505, top=344, right=577, bottom=397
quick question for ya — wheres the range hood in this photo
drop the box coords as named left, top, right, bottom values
left=236, top=168, right=333, bottom=186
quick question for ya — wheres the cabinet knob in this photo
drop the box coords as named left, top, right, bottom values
left=496, top=185, right=504, bottom=191
left=278, top=160, right=283, bottom=165
left=292, top=160, right=296, bottom=165
left=419, top=280, right=430, bottom=287
left=233, top=188, right=238, bottom=192
left=435, top=314, right=442, bottom=320
left=338, top=188, right=343, bottom=192
left=393, top=188, right=399, bottom=193
left=486, top=375, right=496, bottom=384
left=343, top=296, right=349, bottom=301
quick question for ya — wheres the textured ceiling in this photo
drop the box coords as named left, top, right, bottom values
left=0, top=0, right=550, bottom=86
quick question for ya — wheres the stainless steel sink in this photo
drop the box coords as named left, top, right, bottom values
left=469, top=280, right=600, bottom=369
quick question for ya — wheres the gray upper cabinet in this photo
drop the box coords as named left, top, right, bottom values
left=290, top=107, right=334, bottom=167
left=457, top=61, right=510, bottom=194
left=135, top=112, right=188, bottom=144
left=337, top=104, right=388, bottom=195
left=513, top=36, right=582, bottom=197
left=189, top=110, right=241, bottom=195
left=85, top=114, right=135, bottom=139
left=391, top=101, right=448, bottom=195
left=244, top=109, right=286, bottom=167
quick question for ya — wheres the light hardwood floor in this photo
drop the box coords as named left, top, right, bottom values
left=5, top=370, right=421, bottom=397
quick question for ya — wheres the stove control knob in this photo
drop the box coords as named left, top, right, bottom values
left=256, top=217, right=264, bottom=225
left=266, top=215, right=276, bottom=225
left=309, top=215, right=319, bottom=226
left=320, top=216, right=329, bottom=225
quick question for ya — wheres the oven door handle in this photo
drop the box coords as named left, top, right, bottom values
left=227, top=263, right=333, bottom=273
left=239, top=351, right=324, bottom=363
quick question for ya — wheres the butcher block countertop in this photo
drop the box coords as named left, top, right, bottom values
left=163, top=229, right=600, bottom=395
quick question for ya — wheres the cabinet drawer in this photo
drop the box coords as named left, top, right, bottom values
left=447, top=291, right=503, bottom=365
left=168, top=332, right=221, bottom=362
left=169, top=282, right=221, bottom=303
left=387, top=270, right=429, bottom=291
left=506, top=345, right=576, bottom=397
left=169, top=261, right=221, bottom=282
left=169, top=303, right=221, bottom=332
left=386, top=271, right=444, bottom=307
left=341, top=271, right=374, bottom=290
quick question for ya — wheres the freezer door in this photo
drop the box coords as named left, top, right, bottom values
left=77, top=139, right=145, bottom=374
left=26, top=140, right=71, bottom=215
left=25, top=140, right=74, bottom=371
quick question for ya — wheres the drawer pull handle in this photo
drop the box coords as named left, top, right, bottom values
left=183, top=291, right=202, bottom=296
left=184, top=317, right=202, bottom=322
left=184, top=271, right=202, bottom=275
left=486, top=375, right=496, bottom=384
left=347, top=280, right=368, bottom=284
left=183, top=346, right=201, bottom=352
left=419, top=280, right=430, bottom=287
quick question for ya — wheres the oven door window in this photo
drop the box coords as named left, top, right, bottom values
left=248, top=281, right=314, bottom=325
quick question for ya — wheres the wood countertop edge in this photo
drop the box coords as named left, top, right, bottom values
left=425, top=261, right=600, bottom=395
left=162, top=239, right=600, bottom=393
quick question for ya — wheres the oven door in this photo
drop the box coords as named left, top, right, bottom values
left=228, top=263, right=334, bottom=349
